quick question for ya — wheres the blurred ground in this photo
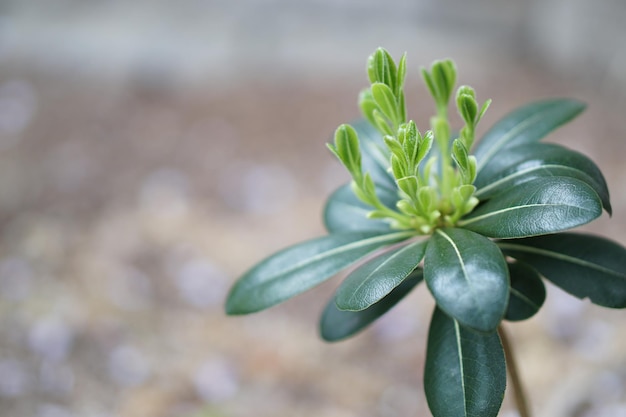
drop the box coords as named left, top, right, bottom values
left=1, top=2, right=626, bottom=417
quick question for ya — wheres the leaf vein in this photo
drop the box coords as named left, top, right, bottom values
left=498, top=243, right=625, bottom=279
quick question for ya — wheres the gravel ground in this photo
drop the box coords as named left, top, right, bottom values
left=0, top=56, right=626, bottom=417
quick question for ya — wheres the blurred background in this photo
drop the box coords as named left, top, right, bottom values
left=1, top=1, right=626, bottom=416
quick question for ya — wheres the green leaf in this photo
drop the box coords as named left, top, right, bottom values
left=367, top=48, right=397, bottom=90
left=460, top=176, right=602, bottom=239
left=359, top=88, right=378, bottom=127
left=424, top=308, right=506, bottom=417
left=396, top=53, right=407, bottom=95
left=398, top=90, right=407, bottom=124
left=391, top=154, right=407, bottom=179
left=475, top=143, right=611, bottom=214
left=421, top=68, right=437, bottom=103
left=401, top=121, right=419, bottom=162
left=373, top=109, right=394, bottom=136
left=424, top=228, right=509, bottom=332
left=371, top=83, right=399, bottom=126
left=397, top=176, right=419, bottom=198
left=474, top=99, right=586, bottom=172
left=350, top=119, right=395, bottom=189
left=456, top=85, right=478, bottom=125
left=477, top=99, right=491, bottom=122
left=319, top=269, right=423, bottom=342
left=324, top=183, right=396, bottom=233
left=384, top=136, right=405, bottom=160
left=505, top=261, right=546, bottom=321
left=452, top=139, right=473, bottom=183
left=335, top=239, right=428, bottom=311
left=225, top=231, right=413, bottom=314
left=431, top=59, right=457, bottom=106
left=328, top=124, right=362, bottom=178
left=417, top=131, right=434, bottom=168
left=499, top=233, right=626, bottom=308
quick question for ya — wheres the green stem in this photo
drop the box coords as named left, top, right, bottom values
left=498, top=325, right=532, bottom=417
left=432, top=113, right=453, bottom=209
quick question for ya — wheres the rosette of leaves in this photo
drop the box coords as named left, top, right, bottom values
left=225, top=48, right=626, bottom=417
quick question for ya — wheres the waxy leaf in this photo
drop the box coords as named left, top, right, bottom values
left=505, top=261, right=546, bottom=321
left=474, top=99, right=585, bottom=172
left=324, top=183, right=397, bottom=233
left=225, top=231, right=413, bottom=314
left=320, top=269, right=423, bottom=342
left=424, top=228, right=509, bottom=332
left=460, top=177, right=602, bottom=239
left=500, top=233, right=626, bottom=308
left=335, top=239, right=428, bottom=311
left=424, top=308, right=506, bottom=417
left=475, top=143, right=611, bottom=214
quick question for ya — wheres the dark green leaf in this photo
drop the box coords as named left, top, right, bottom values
left=424, top=308, right=506, bottom=417
left=460, top=177, right=602, bottom=238
left=335, top=239, right=428, bottom=311
left=324, top=183, right=397, bottom=233
left=500, top=233, right=626, bottom=308
left=424, top=228, right=509, bottom=332
left=225, top=231, right=413, bottom=314
left=505, top=261, right=546, bottom=321
left=474, top=99, right=585, bottom=172
left=320, top=269, right=423, bottom=342
left=475, top=143, right=611, bottom=214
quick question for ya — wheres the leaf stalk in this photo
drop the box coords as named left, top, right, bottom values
left=498, top=325, right=532, bottom=417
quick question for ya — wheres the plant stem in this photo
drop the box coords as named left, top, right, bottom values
left=498, top=325, right=532, bottom=417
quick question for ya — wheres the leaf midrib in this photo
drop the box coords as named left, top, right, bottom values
left=475, top=164, right=592, bottom=198
left=345, top=240, right=424, bottom=309
left=510, top=287, right=540, bottom=310
left=436, top=229, right=497, bottom=333
left=459, top=202, right=595, bottom=226
left=249, top=231, right=414, bottom=288
left=454, top=320, right=469, bottom=417
left=436, top=229, right=469, bottom=283
left=281, top=232, right=411, bottom=276
left=498, top=242, right=626, bottom=279
left=476, top=110, right=547, bottom=172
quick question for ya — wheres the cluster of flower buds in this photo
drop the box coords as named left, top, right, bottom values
left=328, top=48, right=491, bottom=234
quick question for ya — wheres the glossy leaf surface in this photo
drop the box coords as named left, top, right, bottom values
left=324, top=183, right=396, bottom=233
left=320, top=269, right=423, bottom=341
left=505, top=261, right=546, bottom=321
left=474, top=99, right=585, bottom=172
left=424, top=228, right=509, bottom=332
left=460, top=177, right=602, bottom=238
left=225, top=231, right=412, bottom=314
left=335, top=239, right=428, bottom=311
left=500, top=233, right=626, bottom=308
left=475, top=143, right=611, bottom=214
left=424, top=308, right=506, bottom=417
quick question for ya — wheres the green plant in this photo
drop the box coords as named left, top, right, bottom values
left=225, top=48, right=626, bottom=417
